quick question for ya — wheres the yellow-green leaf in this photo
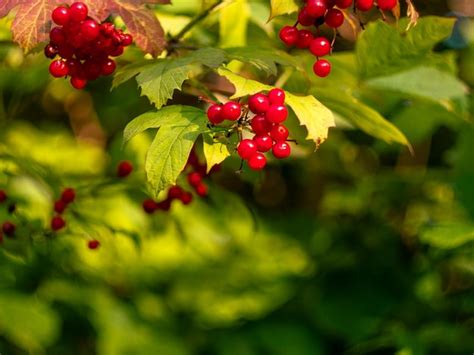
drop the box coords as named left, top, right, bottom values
left=268, top=0, right=299, bottom=21
left=203, top=134, right=231, bottom=173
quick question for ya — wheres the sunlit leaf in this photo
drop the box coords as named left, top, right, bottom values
left=268, top=0, right=299, bottom=21
left=203, top=133, right=231, bottom=173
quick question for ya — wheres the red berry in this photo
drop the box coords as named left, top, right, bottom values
left=54, top=200, right=67, bottom=214
left=251, top=115, right=273, bottom=135
left=121, top=34, right=133, bottom=46
left=188, top=172, right=202, bottom=187
left=117, top=161, right=133, bottom=178
left=266, top=105, right=288, bottom=124
left=298, top=8, right=315, bottom=26
left=305, top=0, right=327, bottom=18
left=309, top=36, right=331, bottom=57
left=58, top=44, right=75, bottom=59
left=296, top=29, right=314, bottom=49
left=207, top=104, right=224, bottom=124
left=2, top=221, right=15, bottom=237
left=52, top=6, right=70, bottom=26
left=279, top=26, right=298, bottom=46
left=272, top=142, right=291, bottom=159
left=101, top=23, right=115, bottom=35
left=44, top=44, right=58, bottom=59
left=49, top=60, right=69, bottom=78
left=325, top=9, right=344, bottom=28
left=101, top=58, right=116, bottom=76
left=336, top=0, right=353, bottom=8
left=168, top=186, right=183, bottom=200
left=268, top=88, right=285, bottom=105
left=195, top=183, right=208, bottom=197
left=248, top=153, right=266, bottom=170
left=51, top=216, right=66, bottom=231
left=50, top=27, right=66, bottom=45
left=61, top=188, right=76, bottom=204
left=356, top=0, right=374, bottom=11
left=270, top=125, right=289, bottom=142
left=248, top=93, right=270, bottom=114
left=143, top=199, right=158, bottom=214
left=81, top=19, right=100, bottom=40
left=378, top=0, right=398, bottom=10
left=313, top=59, right=331, bottom=77
left=66, top=59, right=82, bottom=76
left=237, top=139, right=258, bottom=160
left=253, top=135, right=273, bottom=152
left=156, top=199, right=172, bottom=211
left=70, top=76, right=87, bottom=90
left=0, top=190, right=7, bottom=203
left=69, top=2, right=88, bottom=22
left=88, top=240, right=100, bottom=250
left=222, top=102, right=241, bottom=121
left=180, top=191, right=193, bottom=205
left=110, top=45, right=124, bottom=57
left=83, top=59, right=101, bottom=81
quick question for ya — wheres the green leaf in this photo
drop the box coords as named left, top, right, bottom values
left=269, top=0, right=299, bottom=20
left=203, top=134, right=231, bottom=173
left=218, top=68, right=335, bottom=145
left=145, top=106, right=208, bottom=196
left=421, top=223, right=474, bottom=249
left=219, top=0, right=249, bottom=48
left=112, top=60, right=155, bottom=89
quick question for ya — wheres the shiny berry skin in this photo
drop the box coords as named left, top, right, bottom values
left=248, top=153, right=266, bottom=170
left=2, top=221, right=15, bottom=237
left=272, top=142, right=291, bottom=159
left=0, top=190, right=7, bottom=203
left=180, top=191, right=193, bottom=205
left=296, top=29, right=314, bottom=49
left=69, top=2, right=88, bottom=22
left=50, top=27, right=66, bottom=45
left=298, top=8, right=315, bottom=26
left=313, top=59, right=331, bottom=77
left=61, top=188, right=76, bottom=204
left=52, top=6, right=70, bottom=25
left=222, top=102, right=241, bottom=121
left=49, top=60, right=69, bottom=78
left=270, top=125, right=289, bottom=142
left=207, top=104, right=224, bottom=124
left=305, top=0, right=327, bottom=18
left=195, top=183, right=208, bottom=197
left=143, top=199, right=158, bottom=214
left=81, top=19, right=100, bottom=40
left=101, top=59, right=116, bottom=76
left=253, top=135, right=273, bottom=152
left=44, top=44, right=58, bottom=59
left=188, top=172, right=202, bottom=187
left=237, top=139, right=258, bottom=160
left=168, top=186, right=183, bottom=200
left=251, top=115, right=273, bottom=135
left=378, top=0, right=398, bottom=10
left=279, top=26, right=298, bottom=46
left=309, top=36, right=331, bottom=57
left=70, top=77, right=87, bottom=90
left=325, top=9, right=344, bottom=28
left=117, top=161, right=133, bottom=178
left=268, top=88, right=285, bottom=105
left=266, top=105, right=288, bottom=124
left=248, top=93, right=270, bottom=114
left=54, top=200, right=67, bottom=214
left=356, top=0, right=374, bottom=11
left=51, top=216, right=66, bottom=231
left=101, top=22, right=115, bottom=36
left=121, top=34, right=133, bottom=46
left=88, top=240, right=100, bottom=250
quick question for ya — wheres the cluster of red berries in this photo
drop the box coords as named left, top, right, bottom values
left=206, top=88, right=291, bottom=171
left=279, top=0, right=398, bottom=77
left=44, top=2, right=133, bottom=89
left=51, top=187, right=76, bottom=231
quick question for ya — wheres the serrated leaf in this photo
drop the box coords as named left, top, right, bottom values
left=218, top=68, right=335, bottom=145
left=145, top=106, right=208, bottom=195
left=268, top=0, right=299, bottom=21
left=203, top=134, right=231, bottom=173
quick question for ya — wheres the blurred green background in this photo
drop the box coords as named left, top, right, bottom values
left=0, top=0, right=473, bottom=354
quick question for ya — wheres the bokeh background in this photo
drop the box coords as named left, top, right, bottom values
left=0, top=0, right=473, bottom=354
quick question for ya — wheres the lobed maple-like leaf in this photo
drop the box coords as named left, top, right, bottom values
left=1, top=0, right=167, bottom=55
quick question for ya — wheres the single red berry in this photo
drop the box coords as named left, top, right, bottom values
left=50, top=27, right=66, bottom=45
left=110, top=45, right=124, bottom=57
left=180, top=191, right=193, bottom=205
left=101, top=22, right=115, bottom=36
left=143, top=199, right=158, bottom=214
left=253, top=135, right=273, bottom=152
left=168, top=186, right=183, bottom=200
left=222, top=102, right=241, bottom=121
left=52, top=6, right=70, bottom=26
left=325, top=8, right=344, bottom=28
left=81, top=19, right=100, bottom=40
left=83, top=59, right=101, bottom=81
left=251, top=115, right=273, bottom=135
left=70, top=76, right=87, bottom=90
left=121, top=34, right=133, bottom=46
left=188, top=172, right=202, bottom=187
left=2, top=221, right=15, bottom=237
left=270, top=125, right=289, bottom=142
left=248, top=93, right=270, bottom=114
left=266, top=105, right=288, bottom=124
left=61, top=188, right=76, bottom=204
left=58, top=44, right=75, bottom=59
left=248, top=152, right=266, bottom=170
left=336, top=0, right=353, bottom=8
left=117, top=161, right=133, bottom=178
left=44, top=44, right=58, bottom=59
left=313, top=59, right=331, bottom=77
left=305, top=0, right=327, bottom=18
left=69, top=2, right=88, bottom=22
left=51, top=215, right=66, bottom=231
left=54, top=200, right=67, bottom=214
left=0, top=190, right=7, bottom=203
left=272, top=142, right=291, bottom=159
left=207, top=104, right=224, bottom=124
left=237, top=139, right=258, bottom=160
left=378, top=0, right=398, bottom=10
left=101, top=58, right=116, bottom=76
left=49, top=60, right=69, bottom=78
left=88, top=240, right=100, bottom=250
left=296, top=29, right=314, bottom=49
left=195, top=183, right=208, bottom=197
left=156, top=199, right=171, bottom=211
left=298, top=8, right=315, bottom=26
left=356, top=0, right=374, bottom=11
left=279, top=26, right=298, bottom=46
left=268, top=88, right=285, bottom=106
left=309, top=36, right=331, bottom=57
